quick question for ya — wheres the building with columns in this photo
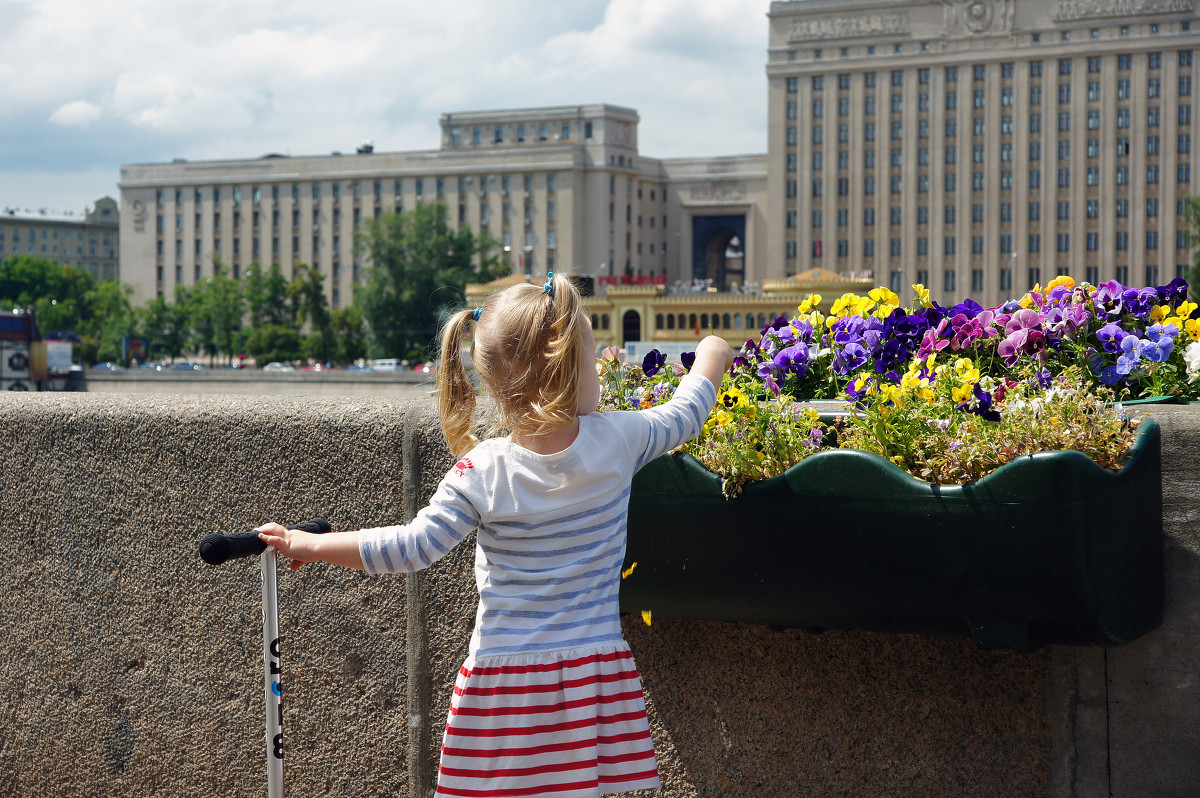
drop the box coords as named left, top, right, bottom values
left=118, top=105, right=767, bottom=311
left=768, top=0, right=1199, bottom=308
left=1, top=197, right=120, bottom=280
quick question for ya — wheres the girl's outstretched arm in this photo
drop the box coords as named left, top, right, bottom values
left=690, top=335, right=735, bottom=390
left=257, top=522, right=365, bottom=570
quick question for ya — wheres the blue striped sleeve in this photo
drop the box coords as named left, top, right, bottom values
left=633, top=372, right=719, bottom=470
left=357, top=481, right=480, bottom=574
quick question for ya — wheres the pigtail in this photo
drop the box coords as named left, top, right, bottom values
left=437, top=308, right=479, bottom=457
left=531, top=273, right=584, bottom=427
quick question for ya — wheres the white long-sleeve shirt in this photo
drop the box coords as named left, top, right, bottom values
left=358, top=371, right=718, bottom=658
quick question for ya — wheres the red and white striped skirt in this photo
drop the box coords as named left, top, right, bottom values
left=435, top=642, right=660, bottom=797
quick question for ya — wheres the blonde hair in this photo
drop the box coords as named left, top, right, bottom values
left=437, top=273, right=586, bottom=457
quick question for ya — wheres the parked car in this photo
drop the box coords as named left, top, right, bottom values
left=138, top=362, right=166, bottom=371
left=370, top=358, right=404, bottom=372
left=167, top=361, right=206, bottom=370
left=414, top=362, right=435, bottom=374
left=263, top=362, right=296, bottom=372
left=91, top=362, right=125, bottom=372
left=345, top=363, right=374, bottom=372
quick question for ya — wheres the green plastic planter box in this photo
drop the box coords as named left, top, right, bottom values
left=621, top=418, right=1163, bottom=652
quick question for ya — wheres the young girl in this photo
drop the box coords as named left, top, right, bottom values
left=257, top=273, right=733, bottom=797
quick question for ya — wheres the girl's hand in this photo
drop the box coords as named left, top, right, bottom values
left=692, top=335, right=735, bottom=389
left=256, top=522, right=316, bottom=571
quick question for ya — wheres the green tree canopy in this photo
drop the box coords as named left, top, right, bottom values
left=1180, top=195, right=1200, bottom=304
left=355, top=202, right=506, bottom=360
left=287, top=263, right=331, bottom=364
left=0, top=255, right=94, bottom=333
left=187, top=261, right=245, bottom=365
left=136, top=286, right=195, bottom=362
left=78, top=280, right=135, bottom=364
left=245, top=324, right=302, bottom=365
left=331, top=305, right=368, bottom=365
left=244, top=263, right=292, bottom=327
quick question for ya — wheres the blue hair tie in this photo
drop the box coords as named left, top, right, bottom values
left=542, top=271, right=555, bottom=297
left=472, top=307, right=483, bottom=322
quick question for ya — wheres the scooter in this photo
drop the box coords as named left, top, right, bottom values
left=199, top=519, right=331, bottom=798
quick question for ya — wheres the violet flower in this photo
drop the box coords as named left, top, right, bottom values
left=1092, top=280, right=1126, bottom=316
left=1095, top=322, right=1129, bottom=354
left=642, top=349, right=666, bottom=377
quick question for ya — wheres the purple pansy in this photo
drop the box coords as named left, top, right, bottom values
left=641, top=349, right=666, bottom=377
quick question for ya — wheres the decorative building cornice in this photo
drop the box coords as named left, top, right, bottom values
left=1052, top=0, right=1194, bottom=21
left=941, top=0, right=1016, bottom=36
left=786, top=12, right=910, bottom=42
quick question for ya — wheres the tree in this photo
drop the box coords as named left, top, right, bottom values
left=245, top=324, right=302, bottom=365
left=331, top=305, right=368, bottom=365
left=136, top=287, right=193, bottom=362
left=78, top=280, right=135, bottom=364
left=287, top=263, right=331, bottom=364
left=189, top=261, right=244, bottom=366
left=355, top=202, right=506, bottom=361
left=1180, top=195, right=1200, bottom=304
left=0, top=255, right=93, bottom=332
left=244, top=263, right=291, bottom=328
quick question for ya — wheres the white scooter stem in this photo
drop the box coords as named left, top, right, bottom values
left=261, top=547, right=284, bottom=798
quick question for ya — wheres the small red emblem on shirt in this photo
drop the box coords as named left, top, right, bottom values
left=453, top=458, right=474, bottom=477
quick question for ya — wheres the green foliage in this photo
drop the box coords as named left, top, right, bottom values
left=245, top=324, right=302, bottom=365
left=136, top=288, right=192, bottom=361
left=0, top=255, right=93, bottom=333
left=836, top=365, right=1139, bottom=484
left=244, top=263, right=292, bottom=328
left=1181, top=195, right=1200, bottom=304
left=356, top=202, right=506, bottom=361
left=288, top=263, right=331, bottom=364
left=331, top=305, right=368, bottom=364
left=79, top=280, right=135, bottom=364
left=185, top=261, right=245, bottom=365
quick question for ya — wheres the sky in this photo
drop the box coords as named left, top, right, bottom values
left=0, top=0, right=771, bottom=216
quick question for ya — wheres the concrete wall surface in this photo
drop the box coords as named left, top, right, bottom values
left=0, top=393, right=1195, bottom=798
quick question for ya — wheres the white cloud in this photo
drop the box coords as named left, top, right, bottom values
left=49, top=99, right=102, bottom=127
left=2, top=0, right=772, bottom=210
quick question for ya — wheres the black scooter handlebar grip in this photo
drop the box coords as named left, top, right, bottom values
left=199, top=518, right=332, bottom=565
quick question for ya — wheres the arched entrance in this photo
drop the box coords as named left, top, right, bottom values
left=622, top=310, right=641, bottom=346
left=692, top=215, right=746, bottom=291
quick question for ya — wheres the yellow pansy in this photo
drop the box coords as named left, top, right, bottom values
left=1186, top=318, right=1200, bottom=342
left=851, top=375, right=877, bottom=396
left=953, top=357, right=980, bottom=383
left=718, top=386, right=752, bottom=411
left=952, top=384, right=974, bottom=404
left=912, top=283, right=933, bottom=308
left=1150, top=304, right=1171, bottom=323
left=1045, top=275, right=1075, bottom=293
left=870, top=286, right=899, bottom=307
left=831, top=292, right=874, bottom=319
left=799, top=310, right=826, bottom=330
left=1177, top=300, right=1198, bottom=318
left=797, top=293, right=823, bottom=314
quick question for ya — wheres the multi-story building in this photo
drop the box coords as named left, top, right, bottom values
left=0, top=197, right=120, bottom=280
left=118, top=105, right=768, bottom=317
left=767, top=0, right=1199, bottom=307
left=118, top=0, right=1199, bottom=341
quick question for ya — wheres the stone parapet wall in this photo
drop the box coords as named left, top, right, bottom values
left=0, top=393, right=1195, bottom=797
